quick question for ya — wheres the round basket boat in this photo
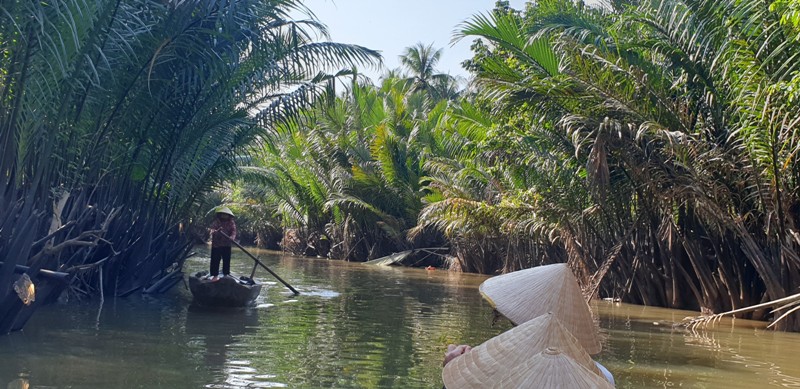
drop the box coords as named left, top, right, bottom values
left=188, top=273, right=262, bottom=307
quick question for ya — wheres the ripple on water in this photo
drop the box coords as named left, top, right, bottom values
left=300, top=287, right=340, bottom=298
left=213, top=375, right=288, bottom=389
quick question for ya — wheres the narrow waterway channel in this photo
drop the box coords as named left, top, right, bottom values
left=2, top=247, right=800, bottom=388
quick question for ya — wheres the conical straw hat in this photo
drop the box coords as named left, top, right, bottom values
left=442, top=313, right=604, bottom=389
left=494, top=347, right=615, bottom=389
left=215, top=206, right=235, bottom=217
left=479, top=263, right=601, bottom=354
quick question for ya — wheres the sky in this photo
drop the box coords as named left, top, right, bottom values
left=292, top=0, right=529, bottom=82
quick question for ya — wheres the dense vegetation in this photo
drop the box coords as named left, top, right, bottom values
left=0, top=0, right=376, bottom=332
left=227, top=0, right=800, bottom=329
left=3, top=0, right=800, bottom=331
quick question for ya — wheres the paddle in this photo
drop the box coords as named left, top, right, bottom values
left=216, top=230, right=300, bottom=295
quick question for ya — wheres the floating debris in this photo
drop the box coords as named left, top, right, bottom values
left=7, top=378, right=30, bottom=389
left=13, top=274, right=35, bottom=306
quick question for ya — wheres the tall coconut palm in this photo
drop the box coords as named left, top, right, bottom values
left=399, top=43, right=459, bottom=99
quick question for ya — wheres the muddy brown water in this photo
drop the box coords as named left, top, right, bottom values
left=2, top=247, right=799, bottom=388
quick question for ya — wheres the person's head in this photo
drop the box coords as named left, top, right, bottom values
left=215, top=206, right=235, bottom=220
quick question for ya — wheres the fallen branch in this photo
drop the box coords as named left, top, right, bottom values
left=32, top=221, right=76, bottom=247
left=29, top=207, right=121, bottom=264
left=29, top=230, right=105, bottom=263
left=681, top=291, right=800, bottom=329
left=63, top=255, right=112, bottom=273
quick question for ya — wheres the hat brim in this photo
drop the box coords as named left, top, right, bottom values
left=442, top=313, right=606, bottom=389
left=478, top=263, right=601, bottom=354
left=215, top=207, right=235, bottom=217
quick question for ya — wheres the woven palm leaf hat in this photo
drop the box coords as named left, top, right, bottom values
left=215, top=206, right=235, bottom=217
left=494, top=347, right=615, bottom=389
left=479, top=263, right=601, bottom=354
left=442, top=313, right=606, bottom=389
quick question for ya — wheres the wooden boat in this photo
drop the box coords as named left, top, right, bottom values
left=188, top=273, right=262, bottom=307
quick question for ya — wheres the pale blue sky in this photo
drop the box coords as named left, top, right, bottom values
left=294, top=0, right=529, bottom=82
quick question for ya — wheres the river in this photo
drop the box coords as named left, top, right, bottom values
left=2, top=247, right=800, bottom=388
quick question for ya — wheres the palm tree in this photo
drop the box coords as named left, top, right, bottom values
left=236, top=75, right=450, bottom=261
left=399, top=43, right=459, bottom=99
left=442, top=0, right=800, bottom=330
left=0, top=0, right=379, bottom=332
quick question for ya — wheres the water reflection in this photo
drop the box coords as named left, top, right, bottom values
left=185, top=305, right=265, bottom=388
left=2, top=248, right=800, bottom=388
left=594, top=301, right=800, bottom=388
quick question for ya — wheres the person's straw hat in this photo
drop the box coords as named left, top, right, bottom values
left=442, top=313, right=605, bottom=389
left=494, top=347, right=615, bottom=388
left=215, top=206, right=235, bottom=217
left=479, top=263, right=601, bottom=354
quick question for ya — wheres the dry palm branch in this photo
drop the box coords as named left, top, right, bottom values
left=681, top=292, right=800, bottom=330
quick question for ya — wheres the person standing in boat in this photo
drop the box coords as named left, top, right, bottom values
left=209, top=206, right=237, bottom=281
